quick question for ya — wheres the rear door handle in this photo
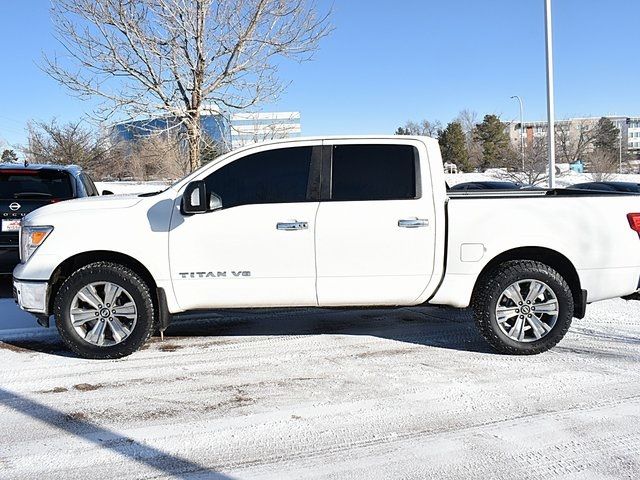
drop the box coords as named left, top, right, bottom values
left=398, top=218, right=429, bottom=228
left=277, top=221, right=308, bottom=231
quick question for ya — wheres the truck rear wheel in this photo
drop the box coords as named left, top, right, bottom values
left=472, top=260, right=574, bottom=355
left=54, top=262, right=155, bottom=359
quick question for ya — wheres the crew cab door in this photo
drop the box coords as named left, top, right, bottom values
left=168, top=143, right=320, bottom=310
left=315, top=140, right=436, bottom=305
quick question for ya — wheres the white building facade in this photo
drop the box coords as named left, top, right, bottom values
left=230, top=112, right=301, bottom=149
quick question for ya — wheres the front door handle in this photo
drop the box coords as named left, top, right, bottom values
left=277, top=221, right=308, bottom=231
left=398, top=218, right=429, bottom=228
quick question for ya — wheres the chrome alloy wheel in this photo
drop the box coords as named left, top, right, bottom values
left=69, top=282, right=138, bottom=347
left=495, top=279, right=559, bottom=343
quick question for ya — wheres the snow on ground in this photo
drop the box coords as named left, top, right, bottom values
left=1, top=273, right=638, bottom=479
left=445, top=170, right=640, bottom=187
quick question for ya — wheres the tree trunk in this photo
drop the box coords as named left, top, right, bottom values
left=186, top=115, right=201, bottom=172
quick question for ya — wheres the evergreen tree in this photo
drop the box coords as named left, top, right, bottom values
left=593, top=117, right=619, bottom=153
left=1, top=149, right=19, bottom=163
left=474, top=114, right=510, bottom=171
left=438, top=122, right=470, bottom=172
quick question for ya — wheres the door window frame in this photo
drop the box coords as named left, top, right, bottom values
left=200, top=144, right=324, bottom=211
left=320, top=142, right=422, bottom=201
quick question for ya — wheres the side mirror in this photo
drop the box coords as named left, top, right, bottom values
left=101, top=190, right=114, bottom=196
left=182, top=181, right=223, bottom=214
left=182, top=180, right=208, bottom=214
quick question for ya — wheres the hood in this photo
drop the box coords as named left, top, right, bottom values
left=24, top=194, right=144, bottom=224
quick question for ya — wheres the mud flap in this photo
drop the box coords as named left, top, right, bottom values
left=573, top=289, right=588, bottom=319
left=156, top=288, right=172, bottom=341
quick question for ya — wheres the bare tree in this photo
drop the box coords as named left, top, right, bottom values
left=555, top=119, right=596, bottom=165
left=125, top=134, right=190, bottom=181
left=587, top=147, right=618, bottom=181
left=396, top=119, right=442, bottom=137
left=499, top=137, right=550, bottom=186
left=456, top=109, right=482, bottom=170
left=23, top=119, right=117, bottom=174
left=44, top=0, right=331, bottom=171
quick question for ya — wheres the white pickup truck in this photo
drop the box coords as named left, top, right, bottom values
left=12, top=136, right=640, bottom=359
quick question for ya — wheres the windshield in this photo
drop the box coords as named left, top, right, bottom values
left=0, top=169, right=74, bottom=200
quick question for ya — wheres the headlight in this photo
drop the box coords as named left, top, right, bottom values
left=20, top=226, right=54, bottom=263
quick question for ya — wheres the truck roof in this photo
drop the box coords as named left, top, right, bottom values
left=0, top=163, right=83, bottom=175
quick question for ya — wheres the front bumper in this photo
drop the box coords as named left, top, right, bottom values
left=13, top=278, right=49, bottom=314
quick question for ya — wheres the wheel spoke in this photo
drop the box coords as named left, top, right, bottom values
left=508, top=316, right=526, bottom=341
left=71, top=308, right=98, bottom=326
left=78, top=285, right=103, bottom=310
left=108, top=317, right=130, bottom=343
left=534, top=300, right=558, bottom=315
left=496, top=306, right=519, bottom=323
left=113, top=302, right=136, bottom=318
left=85, top=320, right=107, bottom=346
left=528, top=314, right=551, bottom=338
left=503, top=284, right=525, bottom=305
left=525, top=281, right=546, bottom=304
left=104, top=283, right=122, bottom=307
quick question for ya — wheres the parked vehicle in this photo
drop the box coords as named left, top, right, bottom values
left=1, top=164, right=99, bottom=274
left=569, top=181, right=640, bottom=193
left=449, top=181, right=522, bottom=191
left=12, top=137, right=640, bottom=359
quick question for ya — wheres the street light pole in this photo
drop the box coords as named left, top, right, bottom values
left=619, top=127, right=623, bottom=174
left=511, top=95, right=525, bottom=172
left=544, top=0, right=556, bottom=188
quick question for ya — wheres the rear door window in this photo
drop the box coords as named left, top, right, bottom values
left=0, top=169, right=74, bottom=200
left=330, top=145, right=418, bottom=201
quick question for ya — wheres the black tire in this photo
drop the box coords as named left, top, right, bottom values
left=54, top=262, right=155, bottom=359
left=472, top=260, right=574, bottom=355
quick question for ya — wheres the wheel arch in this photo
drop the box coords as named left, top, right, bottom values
left=48, top=250, right=158, bottom=315
left=472, top=247, right=586, bottom=318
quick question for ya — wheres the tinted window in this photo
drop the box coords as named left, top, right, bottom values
left=0, top=169, right=73, bottom=200
left=205, top=147, right=312, bottom=208
left=331, top=145, right=417, bottom=201
left=81, top=173, right=99, bottom=196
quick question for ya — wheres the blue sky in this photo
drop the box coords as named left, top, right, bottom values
left=0, top=0, right=638, bottom=148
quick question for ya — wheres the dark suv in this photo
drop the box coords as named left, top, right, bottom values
left=0, top=164, right=99, bottom=273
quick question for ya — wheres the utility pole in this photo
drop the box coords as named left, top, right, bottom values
left=544, top=0, right=556, bottom=188
left=511, top=95, right=525, bottom=171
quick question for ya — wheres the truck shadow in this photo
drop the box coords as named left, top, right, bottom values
left=163, top=306, right=494, bottom=354
left=1, top=275, right=493, bottom=355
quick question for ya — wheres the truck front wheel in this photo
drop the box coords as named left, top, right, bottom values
left=472, top=260, right=574, bottom=355
left=53, top=262, right=155, bottom=359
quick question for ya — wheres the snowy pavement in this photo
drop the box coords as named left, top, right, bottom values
left=1, top=278, right=639, bottom=479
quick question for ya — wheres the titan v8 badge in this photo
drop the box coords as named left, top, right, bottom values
left=178, top=271, right=251, bottom=279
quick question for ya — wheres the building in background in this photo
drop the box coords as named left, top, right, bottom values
left=230, top=112, right=301, bottom=149
left=507, top=116, right=640, bottom=156
left=111, top=106, right=229, bottom=145
left=110, top=108, right=301, bottom=150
